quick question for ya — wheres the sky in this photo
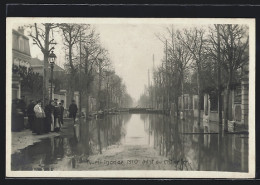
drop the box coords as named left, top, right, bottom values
left=13, top=23, right=166, bottom=101
left=94, top=24, right=165, bottom=101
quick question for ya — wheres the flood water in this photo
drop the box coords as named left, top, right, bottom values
left=11, top=113, right=248, bottom=172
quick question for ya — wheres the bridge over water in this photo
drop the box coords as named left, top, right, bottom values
left=121, top=107, right=165, bottom=114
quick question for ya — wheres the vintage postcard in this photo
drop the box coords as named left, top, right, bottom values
left=6, top=18, right=255, bottom=178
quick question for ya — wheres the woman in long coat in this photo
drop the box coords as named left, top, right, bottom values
left=34, top=100, right=46, bottom=135
left=44, top=100, right=55, bottom=133
left=11, top=99, right=24, bottom=132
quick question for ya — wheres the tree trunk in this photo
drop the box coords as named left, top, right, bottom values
left=197, top=68, right=201, bottom=127
left=68, top=44, right=75, bottom=103
left=181, top=74, right=184, bottom=113
left=218, top=74, right=223, bottom=124
left=216, top=25, right=223, bottom=125
left=85, top=118, right=90, bottom=155
left=224, top=72, right=232, bottom=132
left=85, top=89, right=89, bottom=119
left=175, top=95, right=179, bottom=118
left=70, top=71, right=75, bottom=103
left=98, top=61, right=102, bottom=110
left=97, top=120, right=102, bottom=154
left=42, top=25, right=50, bottom=106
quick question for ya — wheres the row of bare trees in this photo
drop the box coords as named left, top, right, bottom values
left=26, top=23, right=133, bottom=116
left=139, top=24, right=249, bottom=130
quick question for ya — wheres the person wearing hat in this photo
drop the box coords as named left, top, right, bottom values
left=33, top=100, right=46, bottom=135
left=69, top=100, right=78, bottom=123
left=54, top=100, right=61, bottom=132
left=54, top=98, right=58, bottom=106
left=44, top=100, right=55, bottom=133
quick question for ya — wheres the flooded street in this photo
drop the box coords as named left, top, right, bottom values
left=11, top=113, right=248, bottom=172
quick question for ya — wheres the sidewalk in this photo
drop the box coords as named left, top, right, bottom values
left=11, top=118, right=73, bottom=154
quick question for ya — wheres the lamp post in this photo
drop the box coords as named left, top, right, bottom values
left=48, top=50, right=57, bottom=101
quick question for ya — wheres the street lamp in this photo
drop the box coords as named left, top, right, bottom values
left=48, top=50, right=57, bottom=101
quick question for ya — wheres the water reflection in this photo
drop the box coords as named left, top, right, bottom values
left=11, top=113, right=248, bottom=172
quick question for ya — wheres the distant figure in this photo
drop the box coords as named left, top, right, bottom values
left=54, top=102, right=61, bottom=132
left=27, top=100, right=35, bottom=130
left=44, top=100, right=55, bottom=133
left=34, top=100, right=45, bottom=135
left=54, top=98, right=58, bottom=106
left=69, top=100, right=78, bottom=123
left=59, top=101, right=65, bottom=126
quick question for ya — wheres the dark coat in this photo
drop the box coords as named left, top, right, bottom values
left=45, top=104, right=54, bottom=118
left=69, top=103, right=78, bottom=115
left=54, top=106, right=61, bottom=118
left=60, top=106, right=64, bottom=116
left=17, top=99, right=26, bottom=115
left=44, top=104, right=54, bottom=133
left=27, top=103, right=36, bottom=116
left=12, top=100, right=24, bottom=131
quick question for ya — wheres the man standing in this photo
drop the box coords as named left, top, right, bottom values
left=54, top=98, right=58, bottom=106
left=44, top=100, right=55, bottom=133
left=69, top=100, right=78, bottom=123
left=54, top=101, right=61, bottom=132
left=27, top=100, right=35, bottom=130
left=60, top=100, right=65, bottom=126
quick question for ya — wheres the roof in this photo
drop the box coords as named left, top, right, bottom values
left=29, top=58, right=64, bottom=71
left=12, top=29, right=29, bottom=40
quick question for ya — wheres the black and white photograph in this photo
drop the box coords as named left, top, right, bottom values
left=6, top=18, right=255, bottom=178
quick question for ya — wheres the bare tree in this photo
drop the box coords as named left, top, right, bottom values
left=173, top=29, right=193, bottom=114
left=96, top=49, right=111, bottom=110
left=207, top=24, right=224, bottom=125
left=218, top=24, right=249, bottom=131
left=59, top=23, right=87, bottom=101
left=178, top=27, right=207, bottom=126
left=81, top=28, right=103, bottom=116
left=27, top=23, right=58, bottom=104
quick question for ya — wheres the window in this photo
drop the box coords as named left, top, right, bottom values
left=234, top=86, right=242, bottom=104
left=18, top=37, right=24, bottom=52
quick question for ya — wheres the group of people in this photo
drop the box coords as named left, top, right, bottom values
left=31, top=99, right=65, bottom=134
left=12, top=97, right=79, bottom=135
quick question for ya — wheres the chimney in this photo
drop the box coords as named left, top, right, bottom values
left=18, top=26, right=24, bottom=34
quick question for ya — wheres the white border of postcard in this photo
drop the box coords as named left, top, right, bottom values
left=6, top=18, right=255, bottom=178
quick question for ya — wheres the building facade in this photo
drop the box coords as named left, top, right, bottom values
left=12, top=27, right=31, bottom=100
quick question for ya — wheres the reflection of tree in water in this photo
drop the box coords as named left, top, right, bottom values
left=151, top=115, right=194, bottom=170
left=140, top=114, right=149, bottom=123
left=71, top=114, right=127, bottom=157
left=123, top=113, right=132, bottom=124
left=11, top=136, right=65, bottom=171
left=120, top=113, right=132, bottom=139
left=69, top=119, right=91, bottom=162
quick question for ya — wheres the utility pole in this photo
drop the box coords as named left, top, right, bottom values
left=165, top=40, right=169, bottom=110
left=148, top=69, right=150, bottom=108
left=98, top=59, right=102, bottom=111
left=161, top=61, right=165, bottom=110
left=79, top=30, right=82, bottom=116
left=152, top=54, right=155, bottom=109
